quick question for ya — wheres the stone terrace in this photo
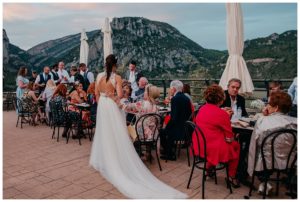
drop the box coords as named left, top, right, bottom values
left=3, top=111, right=291, bottom=199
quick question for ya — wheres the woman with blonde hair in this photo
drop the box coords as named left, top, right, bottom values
left=42, top=79, right=56, bottom=121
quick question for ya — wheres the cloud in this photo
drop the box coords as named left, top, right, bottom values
left=3, top=4, right=38, bottom=21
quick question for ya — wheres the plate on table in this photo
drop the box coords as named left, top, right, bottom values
left=239, top=117, right=252, bottom=123
left=76, top=103, right=90, bottom=107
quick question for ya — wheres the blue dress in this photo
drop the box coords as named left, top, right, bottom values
left=16, top=76, right=29, bottom=98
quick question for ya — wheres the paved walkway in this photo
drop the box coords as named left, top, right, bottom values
left=3, top=111, right=291, bottom=199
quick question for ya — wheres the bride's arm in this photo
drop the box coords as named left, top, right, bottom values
left=115, top=75, right=123, bottom=99
left=95, top=81, right=101, bottom=103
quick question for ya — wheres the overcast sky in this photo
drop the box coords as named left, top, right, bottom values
left=3, top=2, right=297, bottom=51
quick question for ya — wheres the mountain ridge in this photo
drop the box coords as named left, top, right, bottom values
left=3, top=17, right=297, bottom=91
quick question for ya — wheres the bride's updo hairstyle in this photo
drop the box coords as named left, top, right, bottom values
left=105, top=54, right=118, bottom=82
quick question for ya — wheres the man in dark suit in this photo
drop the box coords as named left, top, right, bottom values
left=123, top=60, right=143, bottom=98
left=220, top=78, right=248, bottom=118
left=160, top=80, right=192, bottom=161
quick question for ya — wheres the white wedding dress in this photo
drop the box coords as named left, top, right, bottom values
left=89, top=72, right=187, bottom=199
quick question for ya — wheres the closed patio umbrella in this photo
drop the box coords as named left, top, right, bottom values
left=79, top=29, right=89, bottom=65
left=103, top=17, right=113, bottom=61
left=219, top=3, right=254, bottom=94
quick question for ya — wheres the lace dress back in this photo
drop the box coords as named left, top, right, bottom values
left=96, top=72, right=116, bottom=96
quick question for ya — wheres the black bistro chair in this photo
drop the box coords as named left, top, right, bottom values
left=247, top=128, right=297, bottom=199
left=15, top=97, right=32, bottom=128
left=4, top=92, right=16, bottom=111
left=175, top=108, right=200, bottom=165
left=185, top=121, right=232, bottom=199
left=134, top=113, right=163, bottom=171
left=49, top=99, right=68, bottom=142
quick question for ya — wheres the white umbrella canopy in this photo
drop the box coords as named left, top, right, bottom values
left=219, top=3, right=254, bottom=95
left=103, top=17, right=113, bottom=61
left=79, top=29, right=89, bottom=65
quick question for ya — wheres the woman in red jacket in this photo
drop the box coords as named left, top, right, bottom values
left=192, top=84, right=240, bottom=187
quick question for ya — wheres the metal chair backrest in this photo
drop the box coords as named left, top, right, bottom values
left=184, top=121, right=207, bottom=159
left=16, top=97, right=29, bottom=114
left=135, top=113, right=163, bottom=142
left=49, top=99, right=66, bottom=125
left=261, top=128, right=297, bottom=171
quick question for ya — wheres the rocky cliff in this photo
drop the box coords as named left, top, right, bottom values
left=26, top=17, right=224, bottom=78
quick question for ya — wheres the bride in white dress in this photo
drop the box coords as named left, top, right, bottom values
left=89, top=54, right=187, bottom=199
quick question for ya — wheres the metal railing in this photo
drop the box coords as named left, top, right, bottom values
left=3, top=78, right=294, bottom=108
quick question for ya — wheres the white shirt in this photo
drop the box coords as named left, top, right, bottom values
left=288, top=77, right=297, bottom=105
left=80, top=69, right=95, bottom=83
left=57, top=69, right=70, bottom=83
left=129, top=71, right=139, bottom=98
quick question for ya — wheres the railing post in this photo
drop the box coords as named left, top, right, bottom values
left=264, top=79, right=270, bottom=98
left=205, top=79, right=210, bottom=86
left=163, top=79, right=167, bottom=98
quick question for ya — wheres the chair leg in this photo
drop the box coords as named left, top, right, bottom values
left=214, top=168, right=218, bottom=184
left=66, top=128, right=72, bottom=144
left=248, top=172, right=256, bottom=197
left=52, top=126, right=56, bottom=139
left=263, top=180, right=268, bottom=199
left=148, top=145, right=152, bottom=163
left=187, top=158, right=196, bottom=189
left=177, top=141, right=181, bottom=158
left=202, top=166, right=206, bottom=199
left=186, top=146, right=190, bottom=167
left=57, top=127, right=60, bottom=142
left=155, top=146, right=162, bottom=171
left=225, top=164, right=232, bottom=194
left=276, top=171, right=280, bottom=196
left=16, top=115, right=20, bottom=127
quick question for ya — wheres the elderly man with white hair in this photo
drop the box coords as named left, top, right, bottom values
left=160, top=80, right=192, bottom=161
left=132, top=77, right=148, bottom=102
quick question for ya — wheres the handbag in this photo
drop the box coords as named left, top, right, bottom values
left=127, top=124, right=137, bottom=141
left=127, top=114, right=138, bottom=141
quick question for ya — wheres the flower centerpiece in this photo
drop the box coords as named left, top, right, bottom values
left=250, top=99, right=265, bottom=113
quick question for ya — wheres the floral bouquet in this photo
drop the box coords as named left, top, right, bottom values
left=250, top=99, right=265, bottom=112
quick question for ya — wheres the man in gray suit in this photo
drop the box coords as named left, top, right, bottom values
left=123, top=61, right=143, bottom=99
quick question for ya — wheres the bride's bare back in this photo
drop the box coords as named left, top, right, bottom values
left=95, top=72, right=123, bottom=102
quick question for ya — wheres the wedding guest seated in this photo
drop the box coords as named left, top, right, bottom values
left=87, top=82, right=97, bottom=123
left=183, top=83, right=192, bottom=102
left=160, top=80, right=192, bottom=161
left=120, top=80, right=134, bottom=124
left=183, top=83, right=195, bottom=113
left=262, top=81, right=283, bottom=103
left=220, top=78, right=248, bottom=119
left=42, top=79, right=56, bottom=121
left=247, top=91, right=297, bottom=194
left=21, top=82, right=43, bottom=126
left=69, top=66, right=85, bottom=93
left=132, top=77, right=148, bottom=102
left=193, top=84, right=241, bottom=187
left=119, top=84, right=160, bottom=159
left=69, top=82, right=90, bottom=128
left=69, top=83, right=87, bottom=104
left=51, top=84, right=80, bottom=139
